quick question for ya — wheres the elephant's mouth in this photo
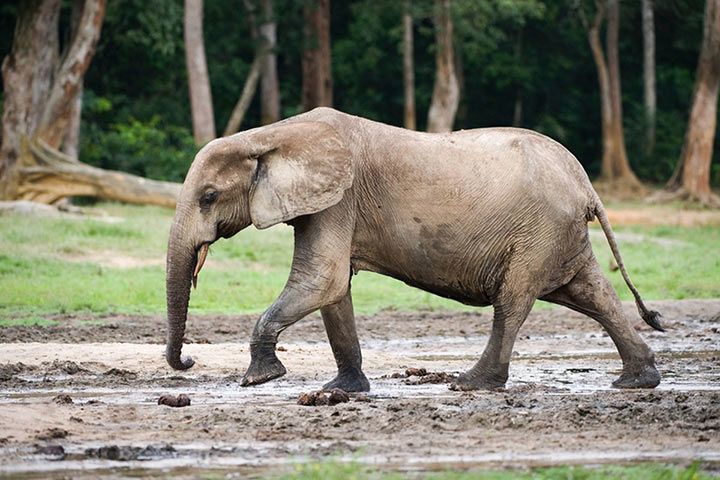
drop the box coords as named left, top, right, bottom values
left=192, top=243, right=210, bottom=289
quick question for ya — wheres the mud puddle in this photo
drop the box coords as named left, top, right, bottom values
left=7, top=446, right=720, bottom=479
left=0, top=300, right=718, bottom=478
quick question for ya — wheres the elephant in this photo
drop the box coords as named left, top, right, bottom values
left=165, top=107, right=663, bottom=392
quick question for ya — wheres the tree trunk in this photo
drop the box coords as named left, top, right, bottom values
left=513, top=95, right=523, bottom=128
left=36, top=0, right=105, bottom=148
left=60, top=0, right=84, bottom=160
left=184, top=0, right=216, bottom=145
left=224, top=0, right=271, bottom=135
left=583, top=0, right=642, bottom=193
left=512, top=29, right=523, bottom=127
left=0, top=0, right=61, bottom=199
left=259, top=0, right=280, bottom=124
left=224, top=54, right=264, bottom=136
left=427, top=0, right=459, bottom=133
left=403, top=0, right=416, bottom=130
left=61, top=84, right=82, bottom=159
left=642, top=0, right=656, bottom=155
left=665, top=0, right=720, bottom=206
left=605, top=0, right=638, bottom=184
left=302, top=0, right=333, bottom=110
left=1, top=0, right=180, bottom=208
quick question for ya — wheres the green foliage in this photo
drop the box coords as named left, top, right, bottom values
left=0, top=204, right=718, bottom=321
left=0, top=316, right=58, bottom=327
left=0, top=0, right=716, bottom=187
left=81, top=114, right=197, bottom=183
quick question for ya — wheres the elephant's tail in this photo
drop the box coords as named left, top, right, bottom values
left=594, top=204, right=665, bottom=332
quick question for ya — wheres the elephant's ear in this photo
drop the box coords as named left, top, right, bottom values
left=248, top=121, right=353, bottom=229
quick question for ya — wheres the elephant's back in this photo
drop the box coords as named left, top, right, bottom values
left=458, top=128, right=596, bottom=218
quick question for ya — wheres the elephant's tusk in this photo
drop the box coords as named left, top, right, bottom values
left=192, top=243, right=209, bottom=289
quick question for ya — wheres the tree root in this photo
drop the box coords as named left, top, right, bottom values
left=647, top=187, right=720, bottom=209
left=10, top=137, right=180, bottom=208
left=592, top=177, right=649, bottom=202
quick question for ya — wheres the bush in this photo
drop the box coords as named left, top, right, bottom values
left=81, top=115, right=198, bottom=183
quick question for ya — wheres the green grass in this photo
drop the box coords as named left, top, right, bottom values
left=275, top=460, right=713, bottom=479
left=0, top=202, right=718, bottom=321
left=0, top=316, right=58, bottom=327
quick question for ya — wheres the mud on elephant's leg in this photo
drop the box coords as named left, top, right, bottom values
left=241, top=284, right=336, bottom=386
left=541, top=258, right=660, bottom=389
left=241, top=279, right=349, bottom=387
left=241, top=338, right=287, bottom=386
left=321, top=289, right=370, bottom=392
left=451, top=294, right=535, bottom=391
left=240, top=293, right=302, bottom=386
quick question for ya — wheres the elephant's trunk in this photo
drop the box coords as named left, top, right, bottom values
left=165, top=222, right=196, bottom=370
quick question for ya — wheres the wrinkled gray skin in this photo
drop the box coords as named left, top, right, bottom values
left=166, top=107, right=663, bottom=392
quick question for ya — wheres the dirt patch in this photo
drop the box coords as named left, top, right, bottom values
left=605, top=206, right=720, bottom=227
left=36, top=428, right=68, bottom=441
left=84, top=444, right=177, bottom=461
left=61, top=251, right=164, bottom=269
left=384, top=367, right=458, bottom=385
left=0, top=300, right=718, bottom=477
left=2, top=299, right=717, bottom=345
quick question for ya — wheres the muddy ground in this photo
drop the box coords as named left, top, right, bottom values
left=0, top=299, right=718, bottom=478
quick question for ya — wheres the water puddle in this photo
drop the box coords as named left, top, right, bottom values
left=4, top=443, right=720, bottom=478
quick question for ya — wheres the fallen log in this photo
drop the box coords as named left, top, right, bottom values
left=15, top=137, right=180, bottom=208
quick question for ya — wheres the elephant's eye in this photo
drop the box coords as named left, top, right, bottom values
left=200, top=190, right=218, bottom=208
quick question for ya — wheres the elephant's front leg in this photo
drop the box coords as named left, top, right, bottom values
left=241, top=213, right=353, bottom=387
left=321, top=289, right=370, bottom=392
left=241, top=278, right=351, bottom=386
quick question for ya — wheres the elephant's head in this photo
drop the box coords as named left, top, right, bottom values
left=165, top=121, right=353, bottom=370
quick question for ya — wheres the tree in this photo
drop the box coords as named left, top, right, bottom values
left=427, top=0, right=459, bottom=133
left=302, top=0, right=333, bottom=110
left=184, top=0, right=216, bottom=145
left=224, top=0, right=273, bottom=135
left=642, top=0, right=656, bottom=155
left=403, top=0, right=416, bottom=130
left=1, top=0, right=60, bottom=199
left=578, top=0, right=642, bottom=193
left=223, top=57, right=264, bottom=136
left=512, top=28, right=524, bottom=127
left=663, top=0, right=720, bottom=207
left=259, top=0, right=280, bottom=124
left=0, top=0, right=180, bottom=207
left=61, top=0, right=85, bottom=160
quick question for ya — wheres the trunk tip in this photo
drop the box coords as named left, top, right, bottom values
left=166, top=352, right=195, bottom=370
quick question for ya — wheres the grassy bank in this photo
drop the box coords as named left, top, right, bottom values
left=1, top=202, right=719, bottom=322
left=275, top=461, right=712, bottom=479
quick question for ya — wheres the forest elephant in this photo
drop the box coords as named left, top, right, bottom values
left=165, top=107, right=663, bottom=392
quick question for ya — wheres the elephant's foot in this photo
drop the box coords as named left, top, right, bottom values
left=323, top=368, right=370, bottom=392
left=241, top=342, right=287, bottom=387
left=449, top=364, right=508, bottom=391
left=612, top=363, right=661, bottom=389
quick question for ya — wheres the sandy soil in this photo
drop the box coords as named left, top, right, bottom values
left=605, top=206, right=720, bottom=227
left=0, top=300, right=718, bottom=478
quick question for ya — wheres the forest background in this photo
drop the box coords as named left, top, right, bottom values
left=0, top=0, right=715, bottom=199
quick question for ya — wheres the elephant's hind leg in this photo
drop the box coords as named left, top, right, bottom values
left=321, top=289, right=370, bottom=392
left=451, top=293, right=536, bottom=391
left=541, top=258, right=660, bottom=389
